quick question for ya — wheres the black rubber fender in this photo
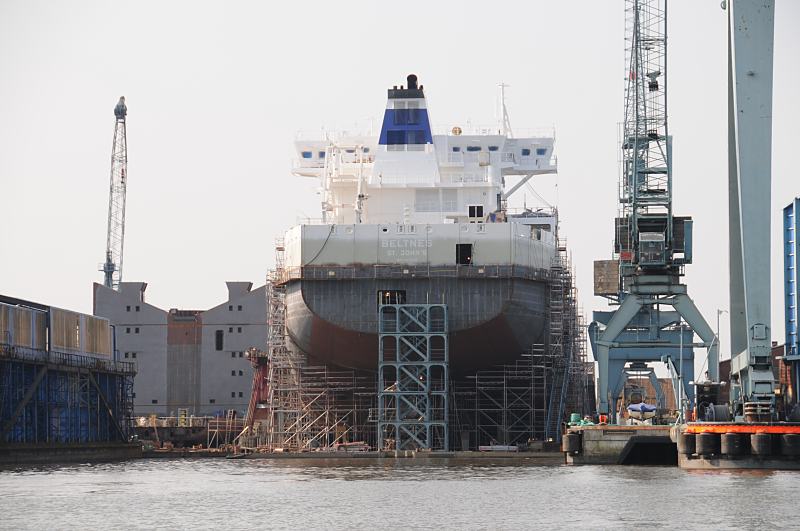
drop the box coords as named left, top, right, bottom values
left=750, top=433, right=773, bottom=456
left=696, top=432, right=720, bottom=456
left=562, top=432, right=581, bottom=454
left=780, top=433, right=800, bottom=457
left=721, top=432, right=745, bottom=456
left=677, top=432, right=696, bottom=455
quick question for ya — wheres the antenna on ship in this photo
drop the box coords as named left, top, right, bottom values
left=100, top=96, right=129, bottom=290
left=498, top=82, right=513, bottom=137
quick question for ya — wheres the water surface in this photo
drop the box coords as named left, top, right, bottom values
left=0, top=459, right=795, bottom=530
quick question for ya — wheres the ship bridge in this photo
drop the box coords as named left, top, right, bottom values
left=291, top=74, right=557, bottom=226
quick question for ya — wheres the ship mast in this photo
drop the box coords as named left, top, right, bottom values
left=498, top=82, right=513, bottom=137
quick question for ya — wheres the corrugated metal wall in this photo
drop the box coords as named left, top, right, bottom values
left=0, top=304, right=47, bottom=350
left=50, top=308, right=81, bottom=351
left=83, top=315, right=112, bottom=356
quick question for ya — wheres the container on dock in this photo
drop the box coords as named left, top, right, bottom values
left=50, top=307, right=112, bottom=357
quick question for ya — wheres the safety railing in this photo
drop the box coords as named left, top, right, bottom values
left=0, top=342, right=136, bottom=374
left=277, top=263, right=554, bottom=284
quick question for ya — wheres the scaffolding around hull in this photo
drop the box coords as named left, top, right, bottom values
left=241, top=240, right=592, bottom=452
left=241, top=239, right=377, bottom=451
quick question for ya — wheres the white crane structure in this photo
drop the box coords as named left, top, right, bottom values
left=101, top=96, right=128, bottom=290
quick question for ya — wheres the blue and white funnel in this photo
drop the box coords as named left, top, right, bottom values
left=372, top=74, right=440, bottom=185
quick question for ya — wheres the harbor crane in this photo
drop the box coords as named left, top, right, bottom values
left=101, top=97, right=128, bottom=290
left=589, top=0, right=720, bottom=423
left=591, top=0, right=777, bottom=424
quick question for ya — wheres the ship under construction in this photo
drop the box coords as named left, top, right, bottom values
left=239, top=75, right=595, bottom=452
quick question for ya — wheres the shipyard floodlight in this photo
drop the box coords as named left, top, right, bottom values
left=101, top=96, right=128, bottom=290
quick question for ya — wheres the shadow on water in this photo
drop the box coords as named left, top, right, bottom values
left=618, top=436, right=678, bottom=466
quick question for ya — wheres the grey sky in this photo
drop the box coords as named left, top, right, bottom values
left=1, top=1, right=797, bottom=364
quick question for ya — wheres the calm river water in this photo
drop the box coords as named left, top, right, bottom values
left=0, top=458, right=796, bottom=530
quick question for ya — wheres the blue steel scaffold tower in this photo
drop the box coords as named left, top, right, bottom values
left=378, top=304, right=449, bottom=452
left=589, top=0, right=720, bottom=423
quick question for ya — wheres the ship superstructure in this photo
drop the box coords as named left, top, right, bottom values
left=293, top=74, right=556, bottom=227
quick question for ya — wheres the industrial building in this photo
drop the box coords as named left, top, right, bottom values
left=0, top=295, right=136, bottom=461
left=93, top=281, right=267, bottom=417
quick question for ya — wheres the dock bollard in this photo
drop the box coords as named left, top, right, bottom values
left=677, top=432, right=696, bottom=455
left=696, top=432, right=720, bottom=456
left=750, top=433, right=772, bottom=456
left=780, top=434, right=800, bottom=456
left=720, top=433, right=745, bottom=456
left=562, top=432, right=581, bottom=454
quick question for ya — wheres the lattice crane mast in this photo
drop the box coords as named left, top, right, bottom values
left=589, top=0, right=720, bottom=422
left=101, top=97, right=128, bottom=290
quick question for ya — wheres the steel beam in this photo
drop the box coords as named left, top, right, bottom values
left=0, top=365, right=47, bottom=440
left=727, top=0, right=776, bottom=403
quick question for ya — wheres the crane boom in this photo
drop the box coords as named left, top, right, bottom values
left=101, top=96, right=128, bottom=290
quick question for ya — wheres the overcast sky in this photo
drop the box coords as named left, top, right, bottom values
left=1, top=1, right=798, bottom=365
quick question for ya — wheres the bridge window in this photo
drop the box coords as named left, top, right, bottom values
left=521, top=148, right=531, bottom=156
left=407, top=130, right=425, bottom=144
left=387, top=130, right=405, bottom=145
left=488, top=146, right=499, bottom=152
left=318, top=151, right=326, bottom=158
left=301, top=151, right=312, bottom=159
left=452, top=146, right=461, bottom=152
left=468, top=205, right=484, bottom=218
left=536, top=148, right=547, bottom=156
left=466, top=146, right=481, bottom=152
